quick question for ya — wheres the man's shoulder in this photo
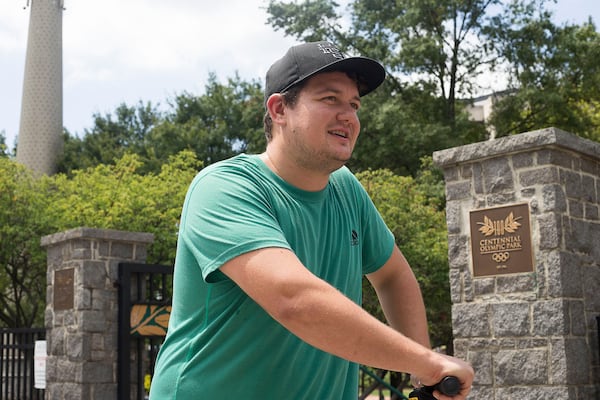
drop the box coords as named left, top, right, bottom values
left=202, top=153, right=260, bottom=172
left=330, top=166, right=362, bottom=189
left=195, top=154, right=264, bottom=181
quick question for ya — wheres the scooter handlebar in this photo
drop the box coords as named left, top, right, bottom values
left=434, top=376, right=460, bottom=396
left=408, top=376, right=461, bottom=399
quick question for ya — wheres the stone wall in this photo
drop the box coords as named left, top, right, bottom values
left=41, top=227, right=154, bottom=400
left=433, top=128, right=600, bottom=399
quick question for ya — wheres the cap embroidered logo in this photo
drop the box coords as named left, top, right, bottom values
left=317, top=43, right=344, bottom=60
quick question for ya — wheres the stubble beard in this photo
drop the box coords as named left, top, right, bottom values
left=289, top=128, right=353, bottom=175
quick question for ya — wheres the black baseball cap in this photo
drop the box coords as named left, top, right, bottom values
left=265, top=41, right=386, bottom=105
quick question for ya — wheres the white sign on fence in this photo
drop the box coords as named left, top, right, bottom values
left=34, top=340, right=46, bottom=389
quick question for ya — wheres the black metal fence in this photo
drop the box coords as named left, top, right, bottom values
left=118, top=263, right=173, bottom=400
left=0, top=328, right=45, bottom=400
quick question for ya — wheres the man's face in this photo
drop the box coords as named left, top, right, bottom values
left=282, top=71, right=362, bottom=174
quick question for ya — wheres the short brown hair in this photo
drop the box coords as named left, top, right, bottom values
left=263, top=83, right=304, bottom=142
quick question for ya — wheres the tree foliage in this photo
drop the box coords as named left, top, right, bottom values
left=58, top=101, right=162, bottom=173
left=0, top=131, right=9, bottom=158
left=487, top=11, right=600, bottom=140
left=357, top=160, right=451, bottom=349
left=145, top=74, right=265, bottom=169
left=0, top=152, right=200, bottom=328
left=48, top=151, right=201, bottom=264
left=266, top=0, right=600, bottom=169
left=0, top=159, right=49, bottom=327
left=266, top=0, right=515, bottom=122
left=58, top=74, right=265, bottom=175
left=55, top=1, right=599, bottom=177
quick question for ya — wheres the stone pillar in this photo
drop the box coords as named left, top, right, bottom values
left=41, top=227, right=154, bottom=400
left=433, top=128, right=600, bottom=399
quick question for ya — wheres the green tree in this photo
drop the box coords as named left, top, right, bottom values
left=48, top=151, right=201, bottom=265
left=267, top=0, right=530, bottom=172
left=146, top=74, right=265, bottom=169
left=487, top=13, right=600, bottom=140
left=356, top=163, right=450, bottom=395
left=265, top=0, right=543, bottom=122
left=357, top=164, right=451, bottom=349
left=0, top=131, right=8, bottom=158
left=0, top=152, right=200, bottom=327
left=59, top=74, right=266, bottom=175
left=0, top=159, right=51, bottom=327
left=58, top=101, right=163, bottom=174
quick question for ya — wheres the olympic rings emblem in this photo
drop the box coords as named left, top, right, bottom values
left=492, top=252, right=510, bottom=263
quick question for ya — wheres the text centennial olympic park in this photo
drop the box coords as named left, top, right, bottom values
left=479, top=235, right=522, bottom=254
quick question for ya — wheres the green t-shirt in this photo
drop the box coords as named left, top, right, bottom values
left=150, top=154, right=395, bottom=399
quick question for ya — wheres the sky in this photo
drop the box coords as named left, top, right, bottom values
left=1, top=0, right=599, bottom=149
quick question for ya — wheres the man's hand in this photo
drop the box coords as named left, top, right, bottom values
left=411, top=354, right=474, bottom=400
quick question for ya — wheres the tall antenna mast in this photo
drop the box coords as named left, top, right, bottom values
left=16, top=0, right=64, bottom=175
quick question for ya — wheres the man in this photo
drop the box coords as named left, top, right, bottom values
left=149, top=41, right=474, bottom=399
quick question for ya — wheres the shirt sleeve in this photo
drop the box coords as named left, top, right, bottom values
left=179, top=166, right=291, bottom=283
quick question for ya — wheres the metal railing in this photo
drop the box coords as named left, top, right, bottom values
left=118, top=263, right=173, bottom=400
left=0, top=328, right=45, bottom=400
left=359, top=366, right=409, bottom=400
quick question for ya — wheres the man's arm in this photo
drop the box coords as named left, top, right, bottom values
left=219, top=246, right=473, bottom=399
left=365, top=245, right=431, bottom=348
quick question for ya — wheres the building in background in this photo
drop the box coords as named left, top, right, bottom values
left=465, top=90, right=513, bottom=140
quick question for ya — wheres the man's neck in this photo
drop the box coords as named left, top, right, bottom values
left=260, top=150, right=331, bottom=192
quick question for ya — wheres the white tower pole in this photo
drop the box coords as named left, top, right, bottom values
left=16, top=0, right=64, bottom=175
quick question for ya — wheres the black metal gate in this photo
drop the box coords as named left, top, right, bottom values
left=0, top=328, right=45, bottom=400
left=118, top=263, right=173, bottom=400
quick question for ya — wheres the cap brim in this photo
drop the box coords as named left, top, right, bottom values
left=282, top=56, right=386, bottom=97
left=320, top=57, right=386, bottom=96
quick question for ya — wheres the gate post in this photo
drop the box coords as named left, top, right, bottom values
left=41, top=228, right=154, bottom=400
left=433, top=128, right=600, bottom=399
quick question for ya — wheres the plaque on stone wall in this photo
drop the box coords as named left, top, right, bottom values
left=469, top=203, right=534, bottom=277
left=54, top=268, right=74, bottom=310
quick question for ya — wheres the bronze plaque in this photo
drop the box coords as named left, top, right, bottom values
left=469, top=203, right=534, bottom=277
left=54, top=268, right=74, bottom=310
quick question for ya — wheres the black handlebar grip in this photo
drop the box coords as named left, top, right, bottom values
left=435, top=376, right=460, bottom=396
left=408, top=376, right=461, bottom=399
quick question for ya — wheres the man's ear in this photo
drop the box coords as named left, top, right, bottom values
left=266, top=93, right=286, bottom=124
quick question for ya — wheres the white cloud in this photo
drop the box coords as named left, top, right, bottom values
left=62, top=0, right=292, bottom=83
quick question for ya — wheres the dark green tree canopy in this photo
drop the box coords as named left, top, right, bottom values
left=58, top=74, right=266, bottom=175
left=487, top=11, right=600, bottom=139
left=0, top=151, right=200, bottom=327
left=58, top=101, right=162, bottom=173
left=266, top=0, right=599, bottom=159
left=267, top=0, right=511, bottom=122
